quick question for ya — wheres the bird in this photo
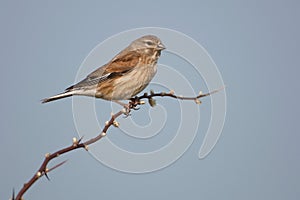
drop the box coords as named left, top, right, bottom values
left=42, top=35, right=165, bottom=104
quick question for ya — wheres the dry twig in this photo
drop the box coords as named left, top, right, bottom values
left=13, top=87, right=224, bottom=200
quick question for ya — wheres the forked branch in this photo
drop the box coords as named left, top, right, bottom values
left=13, top=87, right=224, bottom=200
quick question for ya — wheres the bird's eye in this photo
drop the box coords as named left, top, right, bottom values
left=145, top=41, right=154, bottom=46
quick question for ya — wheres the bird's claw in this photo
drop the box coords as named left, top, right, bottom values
left=120, top=97, right=143, bottom=117
left=129, top=96, right=143, bottom=108
left=132, top=106, right=140, bottom=110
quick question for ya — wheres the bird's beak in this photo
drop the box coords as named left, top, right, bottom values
left=157, top=43, right=166, bottom=50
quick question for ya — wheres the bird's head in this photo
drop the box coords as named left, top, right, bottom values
left=130, top=35, right=166, bottom=53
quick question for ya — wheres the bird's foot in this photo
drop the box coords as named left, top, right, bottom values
left=129, top=96, right=145, bottom=110
left=114, top=97, right=144, bottom=117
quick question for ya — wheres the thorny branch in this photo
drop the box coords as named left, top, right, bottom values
left=12, top=87, right=224, bottom=200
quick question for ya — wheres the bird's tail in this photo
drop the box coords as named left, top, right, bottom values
left=41, top=91, right=73, bottom=103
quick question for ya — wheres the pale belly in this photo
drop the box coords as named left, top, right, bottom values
left=108, top=65, right=157, bottom=100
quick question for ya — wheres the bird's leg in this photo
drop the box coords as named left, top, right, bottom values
left=129, top=96, right=143, bottom=110
left=113, top=97, right=143, bottom=116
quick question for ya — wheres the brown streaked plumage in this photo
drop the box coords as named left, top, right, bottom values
left=42, top=35, right=165, bottom=103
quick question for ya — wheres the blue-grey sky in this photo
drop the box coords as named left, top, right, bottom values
left=1, top=0, right=299, bottom=199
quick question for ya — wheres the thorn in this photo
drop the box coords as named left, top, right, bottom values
left=44, top=172, right=50, bottom=181
left=161, top=92, right=166, bottom=95
left=78, top=136, right=84, bottom=143
left=111, top=112, right=114, bottom=117
left=199, top=91, right=203, bottom=95
left=169, top=90, right=175, bottom=95
left=11, top=188, right=15, bottom=200
left=139, top=100, right=145, bottom=105
left=150, top=90, right=154, bottom=95
left=84, top=145, right=89, bottom=151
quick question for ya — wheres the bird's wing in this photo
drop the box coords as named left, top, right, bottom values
left=66, top=51, right=140, bottom=91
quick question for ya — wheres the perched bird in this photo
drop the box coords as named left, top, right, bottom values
left=42, top=35, right=165, bottom=103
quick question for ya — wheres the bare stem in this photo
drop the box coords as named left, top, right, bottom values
left=13, top=87, right=224, bottom=200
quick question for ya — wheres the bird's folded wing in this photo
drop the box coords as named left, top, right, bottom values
left=65, top=51, right=140, bottom=91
